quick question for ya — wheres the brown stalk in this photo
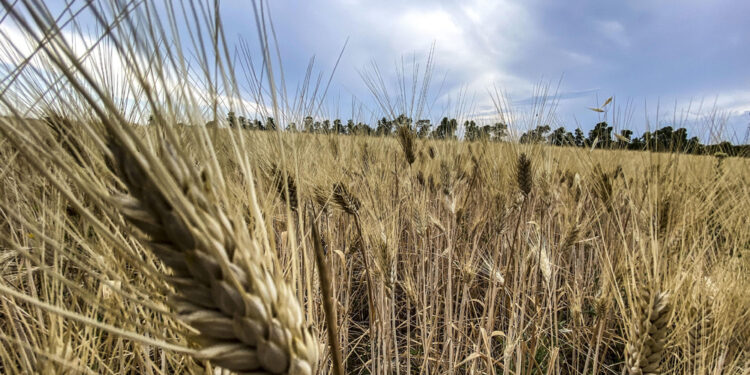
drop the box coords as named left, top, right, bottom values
left=309, top=209, right=345, bottom=375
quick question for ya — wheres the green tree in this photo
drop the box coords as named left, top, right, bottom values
left=629, top=136, right=645, bottom=150
left=226, top=111, right=237, bottom=128
left=353, top=122, right=373, bottom=135
left=490, top=122, right=509, bottom=141
left=588, top=122, right=613, bottom=148
left=464, top=120, right=480, bottom=141
left=376, top=117, right=394, bottom=136
left=395, top=114, right=412, bottom=128
left=433, top=117, right=458, bottom=139
left=519, top=125, right=551, bottom=144
left=303, top=116, right=314, bottom=132
left=653, top=126, right=674, bottom=151
left=640, top=131, right=654, bottom=150
left=416, top=119, right=431, bottom=138
left=574, top=128, right=585, bottom=147
left=265, top=117, right=276, bottom=131
left=686, top=136, right=701, bottom=154
left=672, top=127, right=688, bottom=152
left=548, top=126, right=573, bottom=146
left=333, top=119, right=344, bottom=134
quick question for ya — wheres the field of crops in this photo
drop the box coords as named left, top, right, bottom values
left=1, top=125, right=748, bottom=373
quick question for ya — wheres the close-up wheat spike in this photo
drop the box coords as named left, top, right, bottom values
left=516, top=152, right=533, bottom=197
left=108, top=138, right=319, bottom=374
left=625, top=289, right=672, bottom=375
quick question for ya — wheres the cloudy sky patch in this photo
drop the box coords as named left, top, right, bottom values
left=6, top=0, right=750, bottom=141
left=220, top=0, right=749, bottom=140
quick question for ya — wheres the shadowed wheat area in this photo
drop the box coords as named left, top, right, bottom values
left=1, top=1, right=749, bottom=375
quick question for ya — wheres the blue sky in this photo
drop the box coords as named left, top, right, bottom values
left=220, top=0, right=750, bottom=142
left=4, top=0, right=749, bottom=142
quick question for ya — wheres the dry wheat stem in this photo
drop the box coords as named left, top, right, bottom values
left=0, top=333, right=100, bottom=375
left=0, top=283, right=194, bottom=355
left=310, top=210, right=345, bottom=375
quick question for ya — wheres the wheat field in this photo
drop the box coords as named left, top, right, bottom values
left=1, top=1, right=749, bottom=374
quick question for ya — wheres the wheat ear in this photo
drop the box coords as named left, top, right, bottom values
left=625, top=290, right=671, bottom=375
left=109, top=139, right=318, bottom=374
left=516, top=153, right=532, bottom=197
left=396, top=124, right=417, bottom=165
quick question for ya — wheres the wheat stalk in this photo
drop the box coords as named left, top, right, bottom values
left=271, top=165, right=299, bottom=212
left=310, top=210, right=345, bottom=375
left=625, top=290, right=671, bottom=375
left=109, top=139, right=318, bottom=374
left=689, top=291, right=714, bottom=371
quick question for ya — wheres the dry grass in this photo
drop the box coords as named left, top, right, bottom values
left=0, top=1, right=749, bottom=375
left=2, top=128, right=748, bottom=374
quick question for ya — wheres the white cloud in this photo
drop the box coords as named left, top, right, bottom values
left=595, top=20, right=630, bottom=48
left=564, top=51, right=594, bottom=65
left=265, top=0, right=541, bottom=115
left=19, top=0, right=747, bottom=140
left=0, top=20, right=273, bottom=124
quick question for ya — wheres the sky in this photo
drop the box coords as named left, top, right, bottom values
left=3, top=0, right=749, bottom=143
left=219, top=0, right=750, bottom=142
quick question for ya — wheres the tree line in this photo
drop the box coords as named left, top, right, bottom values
left=220, top=112, right=749, bottom=157
left=518, top=122, right=748, bottom=156
left=223, top=112, right=509, bottom=140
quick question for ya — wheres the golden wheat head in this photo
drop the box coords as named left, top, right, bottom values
left=625, top=290, right=671, bottom=375
left=109, top=139, right=318, bottom=374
